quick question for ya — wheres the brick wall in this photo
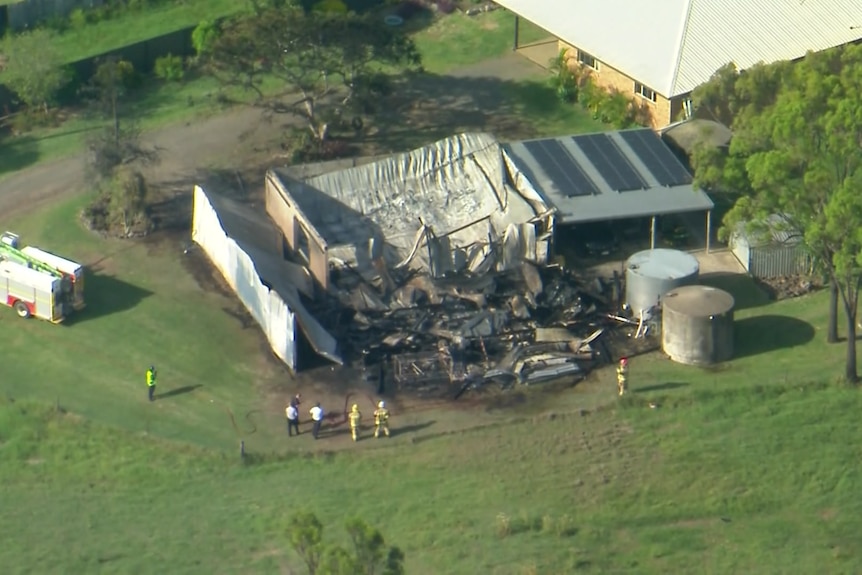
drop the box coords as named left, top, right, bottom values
left=558, top=40, right=686, bottom=128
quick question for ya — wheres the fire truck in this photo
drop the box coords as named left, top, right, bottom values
left=0, top=232, right=85, bottom=323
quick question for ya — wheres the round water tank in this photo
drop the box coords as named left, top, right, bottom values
left=625, top=249, right=700, bottom=314
left=661, top=285, right=735, bottom=365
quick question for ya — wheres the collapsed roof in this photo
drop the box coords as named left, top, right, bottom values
left=267, top=133, right=554, bottom=285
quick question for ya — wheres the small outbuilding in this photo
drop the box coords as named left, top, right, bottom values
left=661, top=285, right=735, bottom=366
left=730, top=215, right=811, bottom=278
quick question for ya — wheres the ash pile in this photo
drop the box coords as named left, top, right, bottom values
left=308, top=261, right=657, bottom=399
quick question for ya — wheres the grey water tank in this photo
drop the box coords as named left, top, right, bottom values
left=662, top=285, right=735, bottom=365
left=625, top=249, right=700, bottom=314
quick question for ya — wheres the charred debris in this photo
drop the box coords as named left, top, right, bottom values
left=304, top=260, right=659, bottom=399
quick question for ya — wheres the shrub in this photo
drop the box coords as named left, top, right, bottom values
left=548, top=49, right=579, bottom=104
left=68, top=9, right=88, bottom=29
left=191, top=20, right=220, bottom=57
left=154, top=54, right=184, bottom=82
left=495, top=513, right=511, bottom=538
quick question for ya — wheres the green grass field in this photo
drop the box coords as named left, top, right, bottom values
left=2, top=10, right=861, bottom=572
left=50, top=0, right=245, bottom=64
left=1, top=194, right=861, bottom=573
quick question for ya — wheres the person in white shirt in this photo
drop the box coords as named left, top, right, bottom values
left=309, top=402, right=324, bottom=439
left=286, top=403, right=300, bottom=437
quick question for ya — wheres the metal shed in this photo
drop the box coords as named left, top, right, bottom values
left=730, top=215, right=812, bottom=278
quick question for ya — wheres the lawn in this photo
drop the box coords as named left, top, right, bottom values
left=415, top=9, right=551, bottom=74
left=2, top=193, right=862, bottom=573
left=0, top=195, right=294, bottom=451
left=50, top=0, right=245, bottom=64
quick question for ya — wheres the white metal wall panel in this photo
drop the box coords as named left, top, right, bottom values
left=191, top=186, right=298, bottom=370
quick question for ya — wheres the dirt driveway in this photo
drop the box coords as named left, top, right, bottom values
left=0, top=51, right=551, bottom=217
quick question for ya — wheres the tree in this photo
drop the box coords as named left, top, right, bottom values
left=83, top=58, right=157, bottom=181
left=287, top=511, right=324, bottom=575
left=286, top=512, right=405, bottom=575
left=1, top=29, right=71, bottom=114
left=206, top=7, right=420, bottom=146
left=695, top=45, right=862, bottom=382
left=109, top=167, right=151, bottom=238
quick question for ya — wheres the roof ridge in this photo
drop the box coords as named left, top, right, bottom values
left=670, top=0, right=697, bottom=96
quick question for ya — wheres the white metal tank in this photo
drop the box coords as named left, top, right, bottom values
left=662, top=285, right=735, bottom=365
left=625, top=249, right=699, bottom=314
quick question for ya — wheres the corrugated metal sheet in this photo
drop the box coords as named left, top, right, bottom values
left=749, top=245, right=811, bottom=279
left=675, top=0, right=862, bottom=95
left=496, top=0, right=862, bottom=97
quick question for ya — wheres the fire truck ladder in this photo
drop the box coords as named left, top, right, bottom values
left=0, top=233, right=71, bottom=290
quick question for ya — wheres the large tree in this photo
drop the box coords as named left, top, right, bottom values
left=693, top=46, right=862, bottom=382
left=0, top=29, right=71, bottom=114
left=206, top=5, right=420, bottom=145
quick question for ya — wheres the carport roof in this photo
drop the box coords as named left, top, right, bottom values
left=503, top=128, right=714, bottom=225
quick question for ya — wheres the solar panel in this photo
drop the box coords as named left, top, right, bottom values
left=521, top=139, right=597, bottom=197
left=572, top=134, right=648, bottom=192
left=619, top=129, right=693, bottom=187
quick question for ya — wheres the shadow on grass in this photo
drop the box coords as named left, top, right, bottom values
left=0, top=134, right=40, bottom=175
left=360, top=70, right=600, bottom=154
left=157, top=384, right=203, bottom=400
left=635, top=382, right=689, bottom=394
left=734, top=315, right=816, bottom=359
left=65, top=269, right=154, bottom=325
left=393, top=419, right=435, bottom=437
left=700, top=272, right=771, bottom=311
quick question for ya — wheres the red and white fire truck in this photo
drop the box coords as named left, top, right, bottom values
left=0, top=232, right=85, bottom=323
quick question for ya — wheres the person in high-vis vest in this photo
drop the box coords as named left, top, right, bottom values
left=146, top=366, right=157, bottom=402
left=348, top=404, right=362, bottom=442
left=616, top=358, right=628, bottom=396
left=373, top=400, right=390, bottom=438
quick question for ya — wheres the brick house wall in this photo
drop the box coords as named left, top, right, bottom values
left=558, top=40, right=689, bottom=128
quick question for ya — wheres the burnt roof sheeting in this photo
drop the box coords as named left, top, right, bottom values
left=504, top=128, right=714, bottom=225
left=273, top=133, right=547, bottom=272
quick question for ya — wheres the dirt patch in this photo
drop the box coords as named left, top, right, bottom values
left=756, top=275, right=822, bottom=301
left=819, top=508, right=838, bottom=521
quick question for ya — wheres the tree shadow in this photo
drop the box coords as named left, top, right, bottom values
left=700, top=272, right=771, bottom=311
left=634, top=382, right=689, bottom=394
left=0, top=134, right=39, bottom=175
left=734, top=315, right=816, bottom=359
left=156, top=384, right=203, bottom=400
left=64, top=268, right=154, bottom=325
left=360, top=70, right=584, bottom=154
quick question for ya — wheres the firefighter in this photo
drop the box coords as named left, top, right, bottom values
left=616, top=357, right=629, bottom=396
left=373, top=400, right=390, bottom=438
left=146, top=365, right=157, bottom=402
left=348, top=403, right=362, bottom=442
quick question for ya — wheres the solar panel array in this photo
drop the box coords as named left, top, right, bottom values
left=521, top=139, right=597, bottom=197
left=618, top=129, right=693, bottom=187
left=572, top=134, right=648, bottom=192
left=517, top=129, right=693, bottom=200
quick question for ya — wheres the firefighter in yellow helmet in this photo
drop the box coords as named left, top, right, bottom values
left=373, top=400, right=390, bottom=438
left=348, top=403, right=362, bottom=442
left=616, top=357, right=629, bottom=396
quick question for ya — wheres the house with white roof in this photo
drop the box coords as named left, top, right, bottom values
left=497, top=0, right=862, bottom=127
